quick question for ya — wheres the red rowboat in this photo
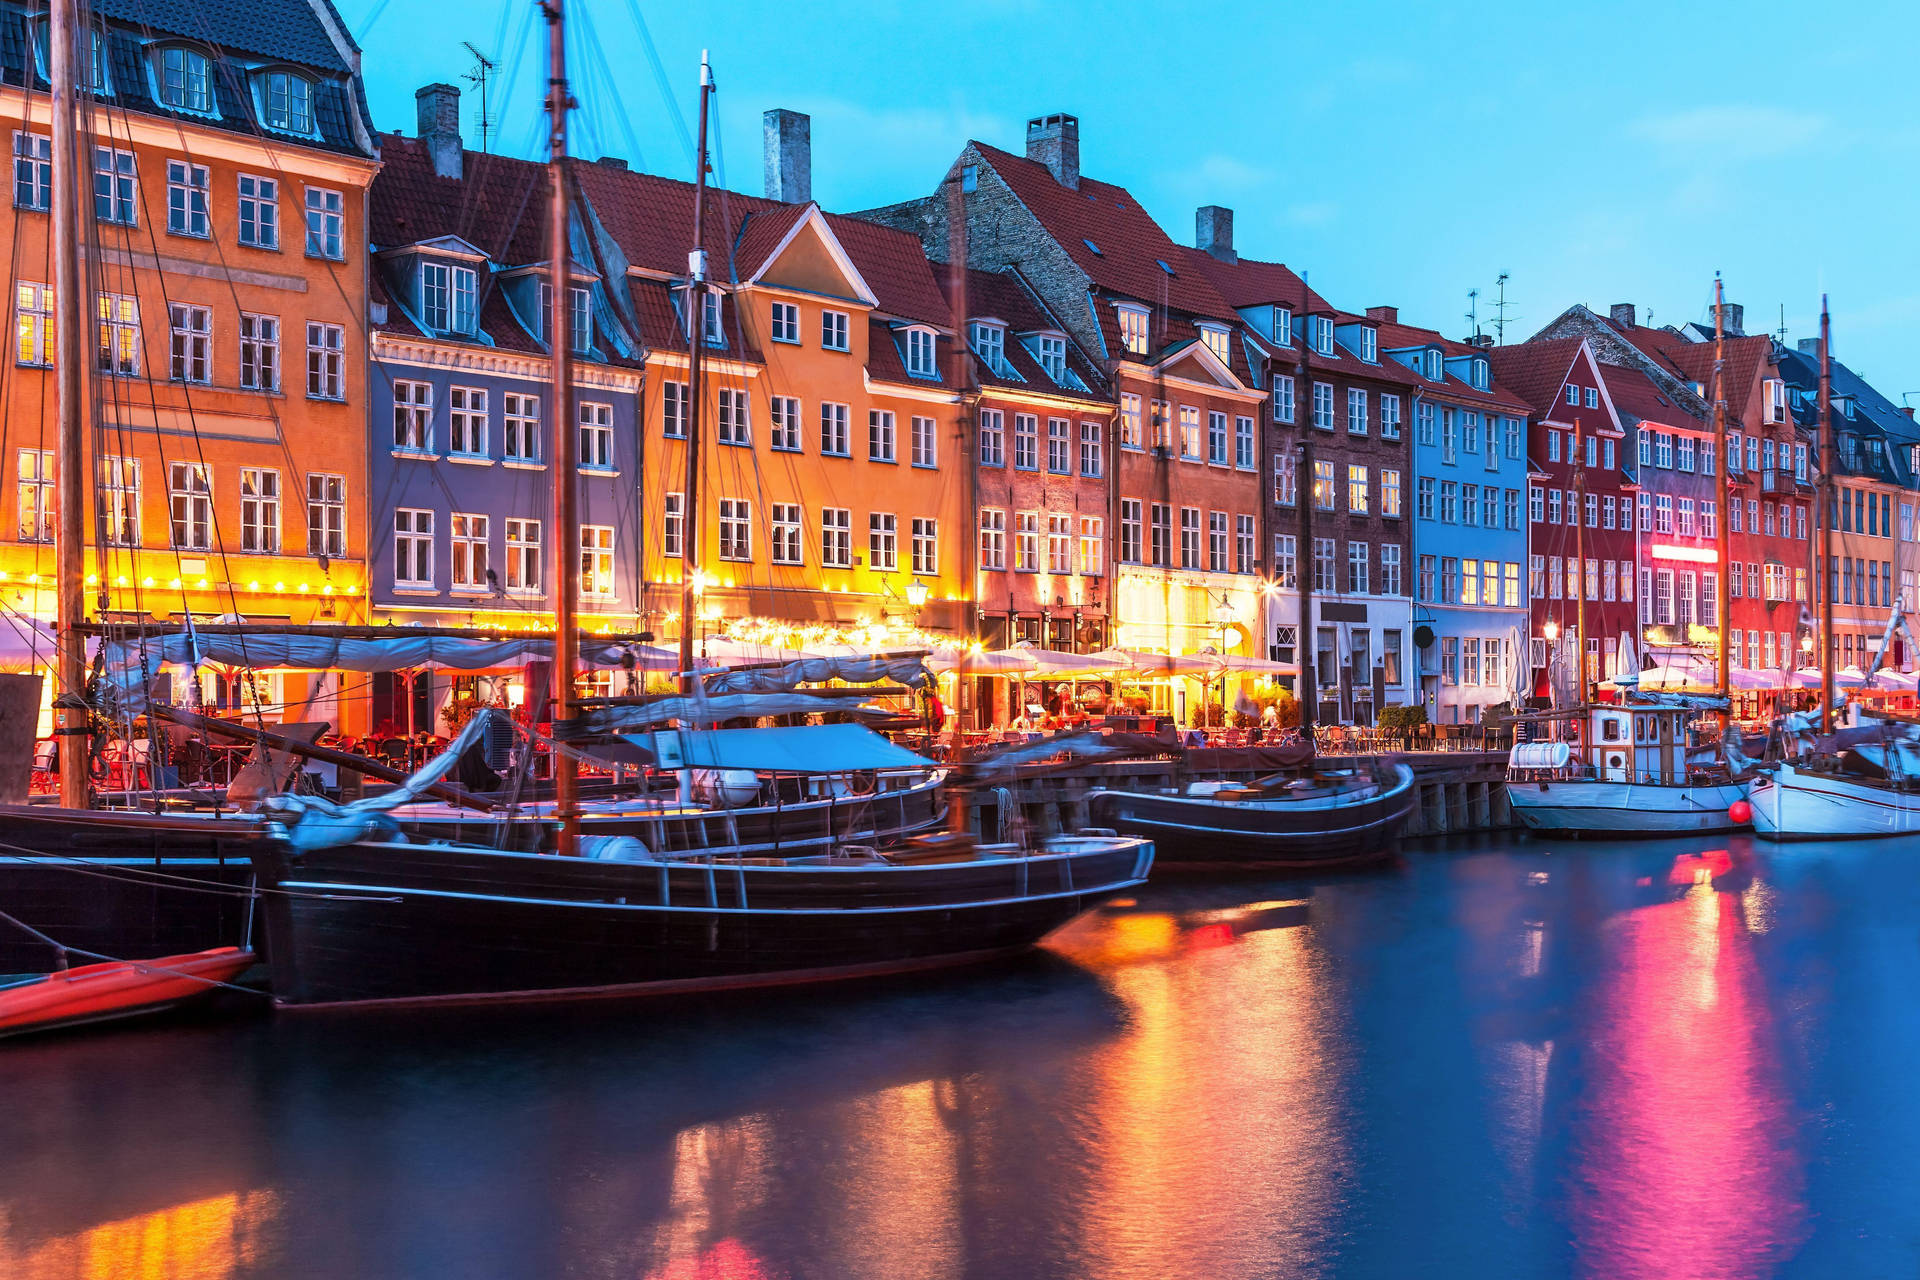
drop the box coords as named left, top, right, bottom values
left=0, top=946, right=255, bottom=1039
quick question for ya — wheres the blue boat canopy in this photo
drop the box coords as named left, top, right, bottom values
left=621, top=724, right=936, bottom=772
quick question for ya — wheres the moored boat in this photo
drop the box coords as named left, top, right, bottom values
left=0, top=946, right=254, bottom=1039
left=1505, top=701, right=1750, bottom=837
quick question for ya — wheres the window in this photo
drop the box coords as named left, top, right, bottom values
left=168, top=462, right=212, bottom=550
left=979, top=408, right=1004, bottom=465
left=450, top=513, right=488, bottom=589
left=259, top=71, right=315, bottom=134
left=1347, top=388, right=1368, bottom=435
left=912, top=517, right=940, bottom=575
left=1311, top=315, right=1335, bottom=355
left=820, top=402, right=851, bottom=456
left=770, top=300, right=800, bottom=344
left=393, top=510, right=435, bottom=591
left=1655, top=432, right=1673, bottom=469
left=1378, top=543, right=1402, bottom=595
left=1119, top=393, right=1144, bottom=448
left=13, top=132, right=48, bottom=211
left=1312, top=381, right=1334, bottom=430
left=1150, top=400, right=1171, bottom=449
left=821, top=309, right=849, bottom=351
left=1677, top=437, right=1696, bottom=472
left=707, top=387, right=748, bottom=447
left=1082, top=516, right=1105, bottom=575
left=1234, top=514, right=1255, bottom=574
left=1080, top=420, right=1102, bottom=476
left=231, top=466, right=282, bottom=554
left=164, top=160, right=209, bottom=237
left=97, top=293, right=138, bottom=375
left=1382, top=395, right=1402, bottom=441
left=306, top=322, right=344, bottom=399
left=1461, top=484, right=1478, bottom=527
left=1179, top=406, right=1202, bottom=459
left=1200, top=324, right=1232, bottom=364
left=1546, top=489, right=1560, bottom=524
left=1507, top=489, right=1521, bottom=529
left=1274, top=534, right=1297, bottom=588
left=168, top=303, right=210, bottom=383
left=1382, top=469, right=1402, bottom=518
left=1049, top=418, right=1073, bottom=473
left=861, top=408, right=896, bottom=462
left=761, top=395, right=801, bottom=453
left=1050, top=514, right=1075, bottom=574
left=94, top=147, right=135, bottom=224
left=1275, top=452, right=1297, bottom=507
left=578, top=401, right=614, bottom=469
left=970, top=322, right=1005, bottom=372
left=869, top=512, right=898, bottom=570
left=1180, top=508, right=1202, bottom=569
left=913, top=415, right=938, bottom=468
left=1313, top=538, right=1336, bottom=592
left=1416, top=401, right=1435, bottom=445
left=421, top=261, right=478, bottom=335
left=238, top=313, right=278, bottom=391
left=505, top=518, right=541, bottom=591
left=1443, top=409, right=1458, bottom=463
left=501, top=393, right=541, bottom=463
left=1272, top=375, right=1295, bottom=425
left=1348, top=541, right=1370, bottom=593
left=1234, top=415, right=1255, bottom=470
left=305, top=187, right=343, bottom=259
left=1655, top=494, right=1673, bottom=534
left=1149, top=503, right=1171, bottom=567
left=1207, top=511, right=1228, bottom=572
left=16, top=449, right=51, bottom=542
left=392, top=380, right=432, bottom=451
left=1445, top=481, right=1461, bottom=524
left=1119, top=500, right=1141, bottom=564
left=538, top=283, right=593, bottom=353
left=1584, top=387, right=1599, bottom=409
left=1014, top=413, right=1039, bottom=469
left=1118, top=305, right=1150, bottom=355
left=905, top=327, right=937, bottom=378
left=1015, top=511, right=1040, bottom=572
left=695, top=291, right=722, bottom=347
left=1314, top=459, right=1335, bottom=511
left=307, top=473, right=345, bottom=557
left=449, top=386, right=488, bottom=456
left=1464, top=413, right=1481, bottom=456
left=661, top=493, right=684, bottom=559
left=717, top=498, right=751, bottom=561
left=983, top=506, right=1013, bottom=571
left=99, top=457, right=139, bottom=546
left=15, top=282, right=51, bottom=366
left=1348, top=464, right=1369, bottom=514
left=771, top=503, right=804, bottom=566
left=1207, top=411, right=1229, bottom=465
left=1419, top=476, right=1436, bottom=520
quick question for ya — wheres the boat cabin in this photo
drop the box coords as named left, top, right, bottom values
left=1510, top=704, right=1718, bottom=786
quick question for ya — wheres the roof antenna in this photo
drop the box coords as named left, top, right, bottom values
left=1777, top=303, right=1789, bottom=345
left=1492, top=271, right=1512, bottom=345
left=462, top=41, right=498, bottom=154
left=1466, top=287, right=1479, bottom=340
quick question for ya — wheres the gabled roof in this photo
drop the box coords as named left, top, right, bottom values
left=1598, top=361, right=1704, bottom=430
left=370, top=136, right=551, bottom=265
left=945, top=267, right=1107, bottom=401
left=1179, top=249, right=1332, bottom=314
left=1487, top=338, right=1585, bottom=417
left=1608, top=322, right=1775, bottom=413
left=1372, top=321, right=1532, bottom=412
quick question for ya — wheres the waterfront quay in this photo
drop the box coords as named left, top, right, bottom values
left=4, top=829, right=1910, bottom=1280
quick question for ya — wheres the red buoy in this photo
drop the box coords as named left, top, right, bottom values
left=1728, top=799, right=1753, bottom=826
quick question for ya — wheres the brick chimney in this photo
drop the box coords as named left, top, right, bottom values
left=763, top=109, right=810, bottom=203
left=1722, top=302, right=1745, bottom=336
left=1609, top=302, right=1635, bottom=329
left=1025, top=113, right=1080, bottom=189
left=1196, top=205, right=1234, bottom=262
left=1366, top=305, right=1398, bottom=324
left=416, top=83, right=462, bottom=180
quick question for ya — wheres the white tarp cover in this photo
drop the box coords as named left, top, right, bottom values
left=575, top=692, right=889, bottom=733
left=701, top=655, right=930, bottom=695
left=621, top=724, right=935, bottom=772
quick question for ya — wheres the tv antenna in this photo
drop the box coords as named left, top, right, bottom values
left=463, top=41, right=498, bottom=154
left=1491, top=271, right=1514, bottom=344
left=1466, top=287, right=1480, bottom=340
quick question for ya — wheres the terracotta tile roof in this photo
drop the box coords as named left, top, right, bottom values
left=1598, top=362, right=1705, bottom=429
left=1488, top=339, right=1585, bottom=416
left=1611, top=325, right=1774, bottom=412
left=945, top=268, right=1107, bottom=400
left=370, top=135, right=550, bottom=264
left=478, top=289, right=541, bottom=354
left=1179, top=249, right=1332, bottom=313
left=1372, top=321, right=1532, bottom=412
left=368, top=271, right=421, bottom=338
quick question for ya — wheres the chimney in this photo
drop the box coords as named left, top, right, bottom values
left=415, top=83, right=462, bottom=180
left=1025, top=113, right=1080, bottom=190
left=763, top=109, right=810, bottom=203
left=1469, top=333, right=1495, bottom=348
left=1722, top=302, right=1745, bottom=336
left=1366, top=305, right=1398, bottom=324
left=1798, top=337, right=1820, bottom=355
left=596, top=156, right=629, bottom=170
left=1196, top=205, right=1234, bottom=262
left=1609, top=302, right=1635, bottom=330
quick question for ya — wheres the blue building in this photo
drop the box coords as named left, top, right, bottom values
left=1386, top=326, right=1533, bottom=723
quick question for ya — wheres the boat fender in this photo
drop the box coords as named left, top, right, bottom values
left=580, top=836, right=652, bottom=862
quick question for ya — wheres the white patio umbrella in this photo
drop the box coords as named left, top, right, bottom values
left=1103, top=648, right=1223, bottom=677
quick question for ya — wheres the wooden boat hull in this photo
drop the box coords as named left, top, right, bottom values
left=1084, top=765, right=1416, bottom=869
left=0, top=946, right=254, bottom=1038
left=1748, top=763, right=1920, bottom=841
left=1507, top=778, right=1750, bottom=837
left=250, top=836, right=1154, bottom=1007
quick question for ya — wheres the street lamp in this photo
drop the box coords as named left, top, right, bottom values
left=1542, top=620, right=1559, bottom=642
left=906, top=579, right=929, bottom=609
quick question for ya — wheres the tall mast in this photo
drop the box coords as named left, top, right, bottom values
left=1712, top=275, right=1731, bottom=709
left=542, top=0, right=578, bottom=854
left=676, top=54, right=713, bottom=694
left=49, top=0, right=88, bottom=808
left=1294, top=316, right=1314, bottom=735
left=1573, top=409, right=1587, bottom=702
left=1817, top=295, right=1835, bottom=734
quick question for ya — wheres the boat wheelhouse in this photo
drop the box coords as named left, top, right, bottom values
left=1505, top=701, right=1749, bottom=836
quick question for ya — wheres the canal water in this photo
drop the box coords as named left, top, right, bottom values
left=1, top=833, right=1914, bottom=1279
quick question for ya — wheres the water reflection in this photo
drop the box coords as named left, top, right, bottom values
left=0, top=1193, right=278, bottom=1280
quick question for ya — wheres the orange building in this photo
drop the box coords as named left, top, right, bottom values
left=0, top=4, right=378, bottom=713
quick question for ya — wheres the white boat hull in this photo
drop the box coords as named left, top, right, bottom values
left=1507, top=778, right=1750, bottom=836
left=1748, top=763, right=1920, bottom=841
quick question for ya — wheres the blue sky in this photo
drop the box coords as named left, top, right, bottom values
left=351, top=0, right=1920, bottom=396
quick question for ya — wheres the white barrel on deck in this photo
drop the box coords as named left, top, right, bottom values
left=1508, top=741, right=1571, bottom=770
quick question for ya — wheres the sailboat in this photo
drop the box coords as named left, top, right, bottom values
left=244, top=29, right=1152, bottom=1008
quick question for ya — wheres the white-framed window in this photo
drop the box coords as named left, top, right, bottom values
left=306, top=322, right=344, bottom=399
left=421, top=261, right=478, bottom=335
left=1766, top=378, right=1788, bottom=425
left=1312, top=381, right=1334, bottom=430
left=770, top=300, right=800, bottom=344
left=1274, top=533, right=1297, bottom=588
left=911, top=415, right=938, bottom=468
left=821, top=309, right=849, bottom=351
left=580, top=525, right=616, bottom=598
left=1119, top=499, right=1143, bottom=564
left=94, top=147, right=136, bottom=224
left=1382, top=543, right=1403, bottom=596
left=1014, top=413, right=1039, bottom=469
left=1360, top=327, right=1378, bottom=362
left=168, top=461, right=212, bottom=550
left=979, top=508, right=1006, bottom=570
left=393, top=510, right=435, bottom=591
left=1117, top=305, right=1150, bottom=355
left=1080, top=420, right=1103, bottom=477
left=504, top=392, right=540, bottom=462
left=1034, top=334, right=1067, bottom=382
left=869, top=409, right=896, bottom=462
left=1584, top=386, right=1599, bottom=409
left=1380, top=394, right=1402, bottom=441
left=1081, top=515, right=1104, bottom=576
left=1230, top=414, right=1254, bottom=470
left=1150, top=400, right=1171, bottom=450
left=1119, top=393, right=1143, bottom=448
left=1235, top=513, right=1256, bottom=574
left=662, top=494, right=683, bottom=559
left=237, top=467, right=280, bottom=553
left=13, top=132, right=49, bottom=211
left=307, top=473, right=345, bottom=557
left=97, top=293, right=139, bottom=375
left=717, top=386, right=751, bottom=446
left=1348, top=464, right=1370, bottom=514
left=14, top=282, right=51, bottom=367
left=1050, top=417, right=1073, bottom=473
left=1016, top=510, right=1041, bottom=572
left=771, top=395, right=802, bottom=452
left=1050, top=514, right=1075, bottom=574
left=505, top=518, right=541, bottom=591
left=869, top=512, right=898, bottom=570
left=578, top=401, right=614, bottom=469
left=905, top=326, right=937, bottom=378
left=449, top=386, right=488, bottom=456
left=1347, top=387, right=1368, bottom=435
left=305, top=187, right=343, bottom=259
left=820, top=507, right=852, bottom=567
left=1180, top=507, right=1202, bottom=569
left=538, top=282, right=592, bottom=353
left=820, top=402, right=850, bottom=456
left=912, top=517, right=939, bottom=575
left=99, top=456, right=140, bottom=546
left=1199, top=324, right=1232, bottom=365
left=168, top=303, right=210, bottom=383
left=1382, top=468, right=1402, bottom=518
left=1179, top=405, right=1202, bottom=459
left=978, top=407, right=1005, bottom=465
left=771, top=503, right=804, bottom=565
left=238, top=313, right=278, bottom=391
left=718, top=498, right=752, bottom=562
left=258, top=70, right=315, bottom=135
left=1272, top=374, right=1295, bottom=425
left=392, top=380, right=432, bottom=451
left=1348, top=541, right=1370, bottom=593
left=16, top=449, right=51, bottom=542
left=661, top=381, right=688, bottom=439
left=451, top=512, right=489, bottom=590
left=695, top=291, right=723, bottom=346
left=165, top=159, right=209, bottom=237
left=1311, top=315, right=1335, bottom=354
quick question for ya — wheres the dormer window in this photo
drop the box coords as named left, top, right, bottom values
left=1199, top=323, right=1232, bottom=364
left=420, top=260, right=477, bottom=335
left=538, top=282, right=592, bottom=354
left=1473, top=358, right=1488, bottom=390
left=256, top=70, right=315, bottom=136
left=1032, top=334, right=1067, bottom=383
left=970, top=321, right=1005, bottom=373
left=1310, top=316, right=1334, bottom=355
left=34, top=22, right=110, bottom=95
left=1116, top=304, right=1150, bottom=356
left=156, top=47, right=213, bottom=113
left=1359, top=327, right=1377, bottom=363
left=1765, top=378, right=1787, bottom=424
left=1272, top=306, right=1292, bottom=345
left=1426, top=350, right=1443, bottom=381
left=904, top=326, right=937, bottom=378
